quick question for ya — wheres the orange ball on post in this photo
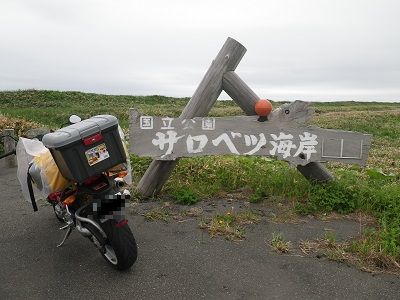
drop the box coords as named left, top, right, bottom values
left=254, top=99, right=273, bottom=117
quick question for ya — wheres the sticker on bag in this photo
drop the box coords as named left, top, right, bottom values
left=85, top=143, right=110, bottom=166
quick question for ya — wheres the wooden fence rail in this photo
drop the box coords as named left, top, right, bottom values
left=1, top=128, right=17, bottom=168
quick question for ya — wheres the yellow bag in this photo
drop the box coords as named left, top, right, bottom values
left=32, top=150, right=70, bottom=194
left=16, top=137, right=72, bottom=202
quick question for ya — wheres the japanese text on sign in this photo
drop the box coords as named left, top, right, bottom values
left=140, top=116, right=318, bottom=159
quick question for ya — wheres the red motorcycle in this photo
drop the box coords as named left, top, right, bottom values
left=1, top=115, right=137, bottom=270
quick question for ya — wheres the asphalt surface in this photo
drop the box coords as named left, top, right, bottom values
left=1, top=160, right=400, bottom=299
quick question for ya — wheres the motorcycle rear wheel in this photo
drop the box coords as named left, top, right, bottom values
left=99, top=220, right=138, bottom=270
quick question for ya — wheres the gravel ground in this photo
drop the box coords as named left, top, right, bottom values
left=1, top=160, right=399, bottom=299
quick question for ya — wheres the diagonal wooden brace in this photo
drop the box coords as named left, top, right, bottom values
left=136, top=37, right=247, bottom=197
left=222, top=71, right=333, bottom=182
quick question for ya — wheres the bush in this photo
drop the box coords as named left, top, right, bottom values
left=173, top=187, right=199, bottom=205
left=296, top=181, right=358, bottom=214
left=249, top=188, right=267, bottom=203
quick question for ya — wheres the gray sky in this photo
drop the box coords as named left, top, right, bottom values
left=1, top=0, right=399, bottom=102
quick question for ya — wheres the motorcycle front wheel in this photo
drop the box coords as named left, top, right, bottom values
left=99, top=220, right=138, bottom=270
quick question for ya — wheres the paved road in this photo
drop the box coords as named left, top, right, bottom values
left=1, top=162, right=399, bottom=299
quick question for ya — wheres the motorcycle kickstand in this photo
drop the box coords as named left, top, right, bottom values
left=59, top=223, right=70, bottom=230
left=57, top=226, right=73, bottom=248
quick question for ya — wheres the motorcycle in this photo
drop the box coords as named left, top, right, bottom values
left=0, top=114, right=137, bottom=270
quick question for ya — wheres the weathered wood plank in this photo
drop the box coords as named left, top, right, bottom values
left=130, top=113, right=372, bottom=166
left=268, top=100, right=314, bottom=124
left=135, top=37, right=247, bottom=197
left=270, top=101, right=332, bottom=181
left=4, top=129, right=17, bottom=168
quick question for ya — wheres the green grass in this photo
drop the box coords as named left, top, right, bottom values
left=143, top=206, right=170, bottom=222
left=200, top=209, right=261, bottom=240
left=313, top=112, right=400, bottom=141
left=0, top=90, right=189, bottom=128
left=172, top=187, right=199, bottom=205
left=1, top=89, right=400, bottom=263
left=312, top=101, right=400, bottom=113
left=271, top=233, right=291, bottom=253
left=0, top=89, right=267, bottom=128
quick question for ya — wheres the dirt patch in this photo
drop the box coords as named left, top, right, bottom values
left=129, top=197, right=395, bottom=275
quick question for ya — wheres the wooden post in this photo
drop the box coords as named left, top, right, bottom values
left=136, top=37, right=247, bottom=197
left=223, top=71, right=333, bottom=183
left=223, top=71, right=260, bottom=115
left=297, top=162, right=332, bottom=182
left=4, top=129, right=17, bottom=168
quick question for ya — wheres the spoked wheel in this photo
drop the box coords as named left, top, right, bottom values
left=99, top=220, right=138, bottom=270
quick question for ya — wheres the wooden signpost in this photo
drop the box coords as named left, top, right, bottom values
left=130, top=104, right=371, bottom=166
left=130, top=37, right=372, bottom=197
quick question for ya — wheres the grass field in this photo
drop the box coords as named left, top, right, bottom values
left=1, top=90, right=400, bottom=268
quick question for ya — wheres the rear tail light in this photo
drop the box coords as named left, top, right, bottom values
left=48, top=191, right=62, bottom=202
left=118, top=171, right=128, bottom=178
left=115, top=219, right=128, bottom=228
left=63, top=194, right=76, bottom=205
left=83, top=133, right=103, bottom=146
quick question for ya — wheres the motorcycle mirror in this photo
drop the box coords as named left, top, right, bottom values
left=69, top=115, right=82, bottom=124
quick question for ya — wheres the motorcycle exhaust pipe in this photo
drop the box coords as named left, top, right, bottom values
left=76, top=224, right=92, bottom=237
left=75, top=204, right=107, bottom=239
left=114, top=178, right=125, bottom=188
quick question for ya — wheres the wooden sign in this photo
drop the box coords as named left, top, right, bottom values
left=130, top=109, right=372, bottom=166
left=131, top=38, right=371, bottom=197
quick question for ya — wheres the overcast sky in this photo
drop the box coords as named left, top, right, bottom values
left=1, top=0, right=399, bottom=102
